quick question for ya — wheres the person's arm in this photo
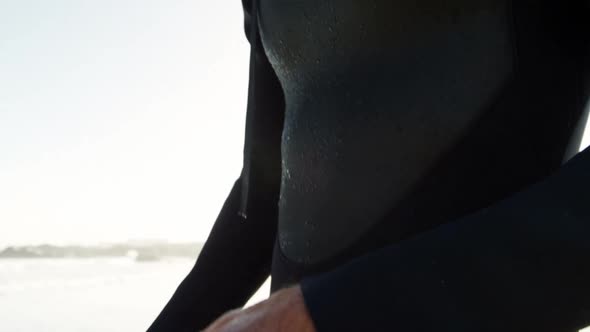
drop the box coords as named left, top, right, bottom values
left=300, top=146, right=590, bottom=331
left=146, top=180, right=275, bottom=332
left=147, top=1, right=284, bottom=330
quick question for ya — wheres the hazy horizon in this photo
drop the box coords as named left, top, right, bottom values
left=0, top=237, right=204, bottom=248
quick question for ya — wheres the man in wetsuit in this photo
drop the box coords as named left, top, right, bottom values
left=148, top=0, right=590, bottom=331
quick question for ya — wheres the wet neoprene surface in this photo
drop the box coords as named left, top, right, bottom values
left=147, top=1, right=590, bottom=330
left=257, top=0, right=589, bottom=270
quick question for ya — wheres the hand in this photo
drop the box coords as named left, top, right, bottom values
left=204, top=285, right=316, bottom=332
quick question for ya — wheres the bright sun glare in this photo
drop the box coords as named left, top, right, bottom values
left=0, top=0, right=249, bottom=247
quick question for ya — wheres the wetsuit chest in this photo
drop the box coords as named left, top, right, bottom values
left=257, top=0, right=590, bottom=282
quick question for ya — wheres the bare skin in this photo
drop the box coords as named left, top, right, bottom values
left=203, top=285, right=316, bottom=332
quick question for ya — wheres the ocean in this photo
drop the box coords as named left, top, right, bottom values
left=2, top=258, right=589, bottom=332
left=0, top=258, right=270, bottom=332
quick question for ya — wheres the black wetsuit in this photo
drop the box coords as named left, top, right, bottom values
left=148, top=1, right=590, bottom=331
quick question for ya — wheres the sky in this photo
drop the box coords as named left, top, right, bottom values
left=0, top=0, right=249, bottom=247
left=1, top=1, right=589, bottom=248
